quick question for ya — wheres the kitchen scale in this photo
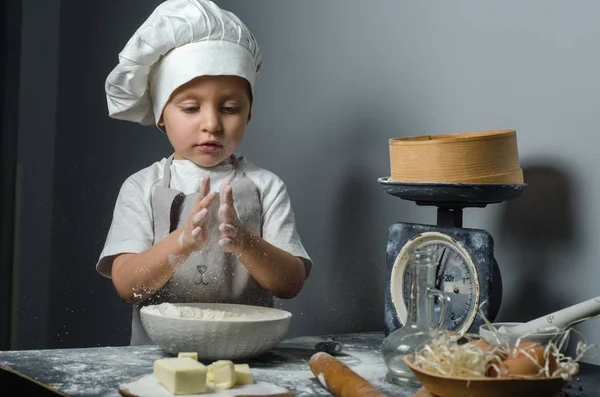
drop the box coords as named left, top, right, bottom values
left=379, top=178, right=527, bottom=337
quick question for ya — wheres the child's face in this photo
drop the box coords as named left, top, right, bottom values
left=158, top=75, right=252, bottom=167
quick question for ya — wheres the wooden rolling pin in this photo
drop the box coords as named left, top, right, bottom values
left=309, top=352, right=388, bottom=397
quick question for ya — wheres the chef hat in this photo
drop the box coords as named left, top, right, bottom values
left=105, top=0, right=262, bottom=126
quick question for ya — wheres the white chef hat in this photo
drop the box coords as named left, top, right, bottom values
left=105, top=0, right=262, bottom=126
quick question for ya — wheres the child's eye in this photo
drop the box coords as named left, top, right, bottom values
left=221, top=106, right=239, bottom=114
left=180, top=106, right=199, bottom=113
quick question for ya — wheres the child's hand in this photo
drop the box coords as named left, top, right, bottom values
left=218, top=182, right=246, bottom=252
left=179, top=176, right=216, bottom=252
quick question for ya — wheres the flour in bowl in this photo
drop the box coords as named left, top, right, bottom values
left=143, top=303, right=243, bottom=320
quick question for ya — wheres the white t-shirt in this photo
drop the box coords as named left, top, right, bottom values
left=96, top=156, right=312, bottom=278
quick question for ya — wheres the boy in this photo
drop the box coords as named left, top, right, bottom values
left=97, top=0, right=312, bottom=345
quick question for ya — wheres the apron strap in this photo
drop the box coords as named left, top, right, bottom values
left=161, top=154, right=175, bottom=187
left=229, top=155, right=244, bottom=183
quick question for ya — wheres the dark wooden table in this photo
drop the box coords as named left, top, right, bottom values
left=1, top=332, right=598, bottom=396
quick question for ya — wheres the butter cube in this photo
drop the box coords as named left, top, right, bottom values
left=234, top=363, right=253, bottom=385
left=210, top=360, right=236, bottom=390
left=153, top=357, right=207, bottom=395
left=178, top=352, right=198, bottom=360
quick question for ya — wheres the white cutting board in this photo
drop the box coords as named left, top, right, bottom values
left=119, top=373, right=290, bottom=397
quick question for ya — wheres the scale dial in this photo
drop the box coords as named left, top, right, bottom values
left=390, top=231, right=481, bottom=336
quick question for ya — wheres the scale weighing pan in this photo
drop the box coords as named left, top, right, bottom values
left=378, top=177, right=527, bottom=207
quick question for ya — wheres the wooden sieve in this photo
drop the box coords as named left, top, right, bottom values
left=388, top=129, right=523, bottom=184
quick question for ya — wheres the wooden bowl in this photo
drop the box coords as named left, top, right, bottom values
left=389, top=130, right=523, bottom=184
left=403, top=355, right=569, bottom=397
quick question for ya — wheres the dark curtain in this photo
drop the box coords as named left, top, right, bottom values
left=0, top=0, right=21, bottom=350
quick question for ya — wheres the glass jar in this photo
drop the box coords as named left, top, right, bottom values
left=381, top=246, right=450, bottom=386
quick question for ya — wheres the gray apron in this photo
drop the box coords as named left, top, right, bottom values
left=130, top=154, right=272, bottom=345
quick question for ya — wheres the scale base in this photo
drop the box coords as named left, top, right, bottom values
left=379, top=177, right=525, bottom=336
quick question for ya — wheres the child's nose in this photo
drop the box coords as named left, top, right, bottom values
left=200, top=108, right=222, bottom=133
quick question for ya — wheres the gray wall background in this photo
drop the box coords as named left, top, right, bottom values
left=8, top=0, right=600, bottom=364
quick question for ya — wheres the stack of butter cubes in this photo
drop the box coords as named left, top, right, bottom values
left=153, top=352, right=254, bottom=395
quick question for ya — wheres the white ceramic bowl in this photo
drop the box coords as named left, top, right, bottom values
left=140, top=302, right=292, bottom=361
left=479, top=322, right=570, bottom=352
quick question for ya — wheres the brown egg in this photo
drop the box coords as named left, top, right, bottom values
left=514, top=341, right=558, bottom=375
left=513, top=342, right=545, bottom=360
left=501, top=356, right=544, bottom=376
left=491, top=341, right=557, bottom=378
left=465, top=338, right=491, bottom=352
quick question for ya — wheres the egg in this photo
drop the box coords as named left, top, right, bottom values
left=490, top=341, right=557, bottom=378
left=466, top=338, right=491, bottom=352
left=501, top=357, right=543, bottom=376
left=512, top=342, right=545, bottom=361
